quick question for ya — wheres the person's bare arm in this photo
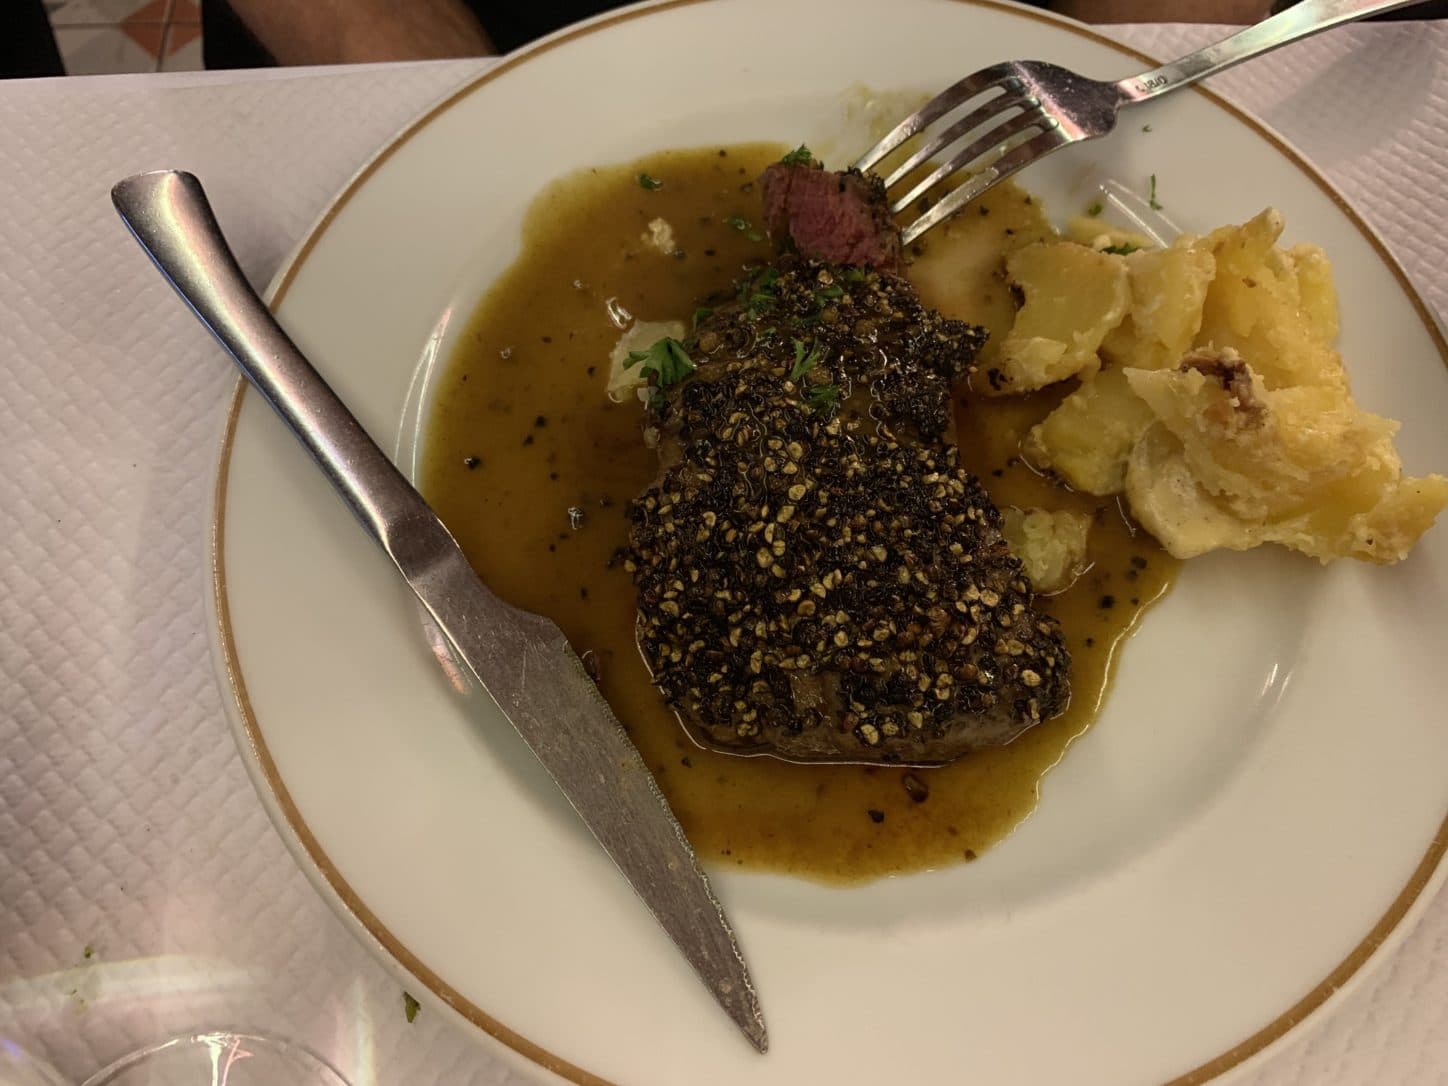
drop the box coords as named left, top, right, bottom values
left=226, top=0, right=496, bottom=65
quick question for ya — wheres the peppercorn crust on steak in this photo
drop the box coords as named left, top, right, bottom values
left=625, top=161, right=1071, bottom=764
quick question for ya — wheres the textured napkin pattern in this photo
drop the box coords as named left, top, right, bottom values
left=0, top=60, right=533, bottom=1086
left=0, top=23, right=1444, bottom=1086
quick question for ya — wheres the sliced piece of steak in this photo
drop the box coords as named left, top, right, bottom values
left=626, top=259, right=1070, bottom=764
left=760, top=161, right=903, bottom=272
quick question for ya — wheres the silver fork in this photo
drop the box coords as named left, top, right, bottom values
left=856, top=0, right=1426, bottom=244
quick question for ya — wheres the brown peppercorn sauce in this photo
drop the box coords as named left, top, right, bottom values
left=420, top=145, right=1176, bottom=883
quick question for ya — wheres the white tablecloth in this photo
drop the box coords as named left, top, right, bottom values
left=1, top=19, right=1444, bottom=1086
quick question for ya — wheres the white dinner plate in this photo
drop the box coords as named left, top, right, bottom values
left=209, top=2, right=1448, bottom=1083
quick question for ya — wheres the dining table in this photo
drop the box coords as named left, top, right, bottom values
left=1, top=16, right=1445, bottom=1086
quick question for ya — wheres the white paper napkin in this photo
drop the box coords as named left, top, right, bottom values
left=0, top=20, right=1443, bottom=1086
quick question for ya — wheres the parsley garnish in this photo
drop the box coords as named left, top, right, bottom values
left=403, top=992, right=420, bottom=1023
left=624, top=337, right=696, bottom=387
left=1141, top=124, right=1153, bottom=133
left=747, top=230, right=764, bottom=242
left=737, top=265, right=780, bottom=318
left=808, top=384, right=840, bottom=415
left=747, top=265, right=780, bottom=291
left=780, top=144, right=814, bottom=167
left=691, top=306, right=713, bottom=328
left=1101, top=243, right=1139, bottom=256
left=815, top=284, right=845, bottom=302
left=1148, top=174, right=1162, bottom=210
left=726, top=215, right=751, bottom=232
left=791, top=339, right=824, bottom=380
left=637, top=172, right=663, bottom=190
left=843, top=267, right=868, bottom=283
left=1086, top=201, right=1104, bottom=217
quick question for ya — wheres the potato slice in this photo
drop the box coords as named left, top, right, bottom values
left=1002, top=508, right=1093, bottom=593
left=1100, top=237, right=1216, bottom=373
left=1309, top=474, right=1448, bottom=564
left=1127, top=422, right=1448, bottom=564
left=1283, top=242, right=1339, bottom=341
left=1196, top=209, right=1344, bottom=391
left=1022, top=366, right=1157, bottom=495
left=1123, top=350, right=1448, bottom=562
left=1126, top=352, right=1398, bottom=522
left=1124, top=423, right=1265, bottom=559
left=982, top=242, right=1129, bottom=395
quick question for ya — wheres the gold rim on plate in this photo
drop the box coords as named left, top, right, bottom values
left=212, top=3, right=1448, bottom=1083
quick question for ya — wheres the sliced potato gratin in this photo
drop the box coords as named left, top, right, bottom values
left=1008, top=209, right=1446, bottom=564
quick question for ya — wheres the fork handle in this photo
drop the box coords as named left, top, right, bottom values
left=1117, top=0, right=1428, bottom=103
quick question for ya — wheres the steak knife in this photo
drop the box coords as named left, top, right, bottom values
left=112, top=170, right=766, bottom=1052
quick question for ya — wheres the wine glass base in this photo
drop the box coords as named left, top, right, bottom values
left=81, top=1032, right=350, bottom=1086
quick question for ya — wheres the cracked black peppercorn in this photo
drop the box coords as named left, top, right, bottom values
left=626, top=256, right=1069, bottom=764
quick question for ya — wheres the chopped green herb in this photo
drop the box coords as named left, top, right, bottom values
left=1148, top=174, right=1162, bottom=211
left=726, top=215, right=751, bottom=232
left=744, top=265, right=780, bottom=292
left=1141, top=124, right=1153, bottom=133
left=691, top=306, right=714, bottom=328
left=637, top=172, right=663, bottom=190
left=815, top=284, right=845, bottom=301
left=807, top=383, right=840, bottom=415
left=403, top=992, right=420, bottom=1023
left=83, top=945, right=93, bottom=960
left=791, top=339, right=824, bottom=380
left=624, top=337, right=696, bottom=388
left=780, top=144, right=814, bottom=167
left=743, top=293, right=775, bottom=319
left=737, top=265, right=780, bottom=318
left=1101, top=243, right=1140, bottom=256
left=747, top=230, right=764, bottom=242
left=843, top=267, right=868, bottom=283
left=1086, top=201, right=1104, bottom=217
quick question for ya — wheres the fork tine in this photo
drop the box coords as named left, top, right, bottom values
left=852, top=63, right=1021, bottom=173
left=901, top=127, right=1068, bottom=245
left=881, top=86, right=1021, bottom=190
left=890, top=106, right=1055, bottom=215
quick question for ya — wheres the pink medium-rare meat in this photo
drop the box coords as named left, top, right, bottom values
left=760, top=161, right=903, bottom=272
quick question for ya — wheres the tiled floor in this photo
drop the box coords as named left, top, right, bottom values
left=47, top=0, right=203, bottom=75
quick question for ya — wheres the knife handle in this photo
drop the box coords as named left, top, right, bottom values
left=112, top=170, right=451, bottom=572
